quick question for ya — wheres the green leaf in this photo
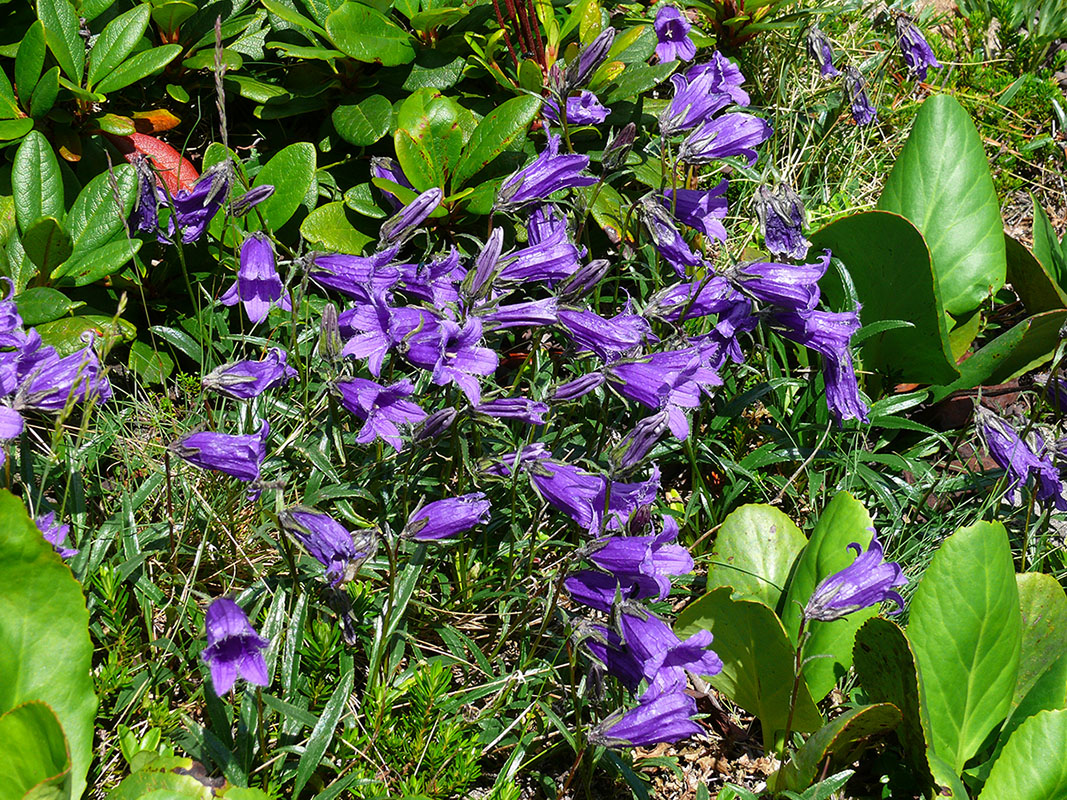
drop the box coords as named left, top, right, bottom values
left=1005, top=233, right=1067, bottom=315
left=37, top=314, right=136, bottom=355
left=52, top=239, right=141, bottom=287
left=394, top=89, right=466, bottom=191
left=0, top=65, right=18, bottom=120
left=979, top=710, right=1067, bottom=799
left=292, top=667, right=353, bottom=797
left=1012, top=572, right=1067, bottom=709
left=812, top=210, right=959, bottom=384
left=253, top=142, right=316, bottom=230
left=151, top=1, right=199, bottom=37
left=410, top=6, right=469, bottom=31
left=300, top=202, right=373, bottom=254
left=15, top=22, right=47, bottom=111
left=909, top=521, right=1021, bottom=773
left=852, top=618, right=935, bottom=796
left=127, top=340, right=175, bottom=385
left=0, top=119, right=35, bottom=142
left=604, top=61, right=676, bottom=104
left=590, top=182, right=626, bottom=243
left=13, top=131, right=63, bottom=232
left=452, top=95, right=540, bottom=189
left=39, top=0, right=84, bottom=86
left=403, top=52, right=466, bottom=91
left=1031, top=195, right=1067, bottom=287
left=778, top=703, right=901, bottom=791
left=332, top=94, right=391, bottom=146
left=929, top=309, right=1067, bottom=402
left=67, top=164, right=137, bottom=252
left=676, top=587, right=823, bottom=753
left=877, top=94, right=1006, bottom=316
left=95, top=45, right=183, bottom=95
left=87, top=5, right=151, bottom=90
left=108, top=768, right=213, bottom=800
left=705, top=503, right=805, bottom=610
left=0, top=490, right=95, bottom=799
left=0, top=701, right=72, bottom=799
left=343, top=184, right=386, bottom=219
left=325, top=2, right=415, bottom=66
left=780, top=492, right=877, bottom=702
left=15, top=287, right=82, bottom=326
left=182, top=48, right=244, bottom=72
left=29, top=66, right=61, bottom=119
left=21, top=216, right=72, bottom=272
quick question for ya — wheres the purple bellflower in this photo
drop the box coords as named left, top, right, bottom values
left=896, top=15, right=941, bottom=81
left=498, top=206, right=582, bottom=286
left=335, top=377, right=426, bottom=451
left=405, top=317, right=498, bottom=404
left=403, top=493, right=491, bottom=540
left=165, top=161, right=232, bottom=244
left=563, top=27, right=616, bottom=91
left=679, top=113, right=772, bottom=165
left=172, top=419, right=270, bottom=484
left=475, top=397, right=549, bottom=425
left=756, top=185, right=812, bottom=260
left=806, top=26, right=840, bottom=78
left=583, top=516, right=693, bottom=599
left=202, top=348, right=296, bottom=399
left=638, top=197, right=705, bottom=276
left=496, top=133, right=596, bottom=210
left=379, top=187, right=443, bottom=247
left=978, top=407, right=1066, bottom=510
left=398, top=249, right=465, bottom=306
left=844, top=66, right=877, bottom=126
left=37, top=511, right=76, bottom=558
left=654, top=6, right=696, bottom=63
left=480, top=298, right=559, bottom=331
left=278, top=508, right=371, bottom=585
left=340, top=303, right=439, bottom=377
left=559, top=306, right=654, bottom=362
left=415, top=407, right=459, bottom=441
left=130, top=156, right=160, bottom=234
left=590, top=688, right=701, bottom=748
left=608, top=349, right=720, bottom=439
left=551, top=371, right=606, bottom=403
left=686, top=52, right=750, bottom=106
left=231, top=185, right=275, bottom=218
left=774, top=307, right=869, bottom=424
left=803, top=532, right=907, bottom=622
left=310, top=247, right=401, bottom=302
left=220, top=233, right=292, bottom=325
left=15, top=339, right=111, bottom=413
left=544, top=91, right=611, bottom=126
left=662, top=182, right=729, bottom=242
left=659, top=72, right=733, bottom=137
left=201, top=598, right=269, bottom=696
left=732, top=249, right=831, bottom=312
left=370, top=157, right=414, bottom=210
left=645, top=276, right=738, bottom=324
left=465, top=229, right=504, bottom=299
left=0, top=279, right=25, bottom=349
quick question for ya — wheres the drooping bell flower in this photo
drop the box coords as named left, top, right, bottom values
left=756, top=185, right=811, bottom=260
left=165, top=161, right=232, bottom=244
left=37, top=511, right=76, bottom=558
left=662, top=182, right=729, bottom=242
left=526, top=456, right=606, bottom=530
left=220, top=233, right=293, bottom=325
left=731, top=249, right=830, bottom=312
left=171, top=419, right=270, bottom=484
left=130, top=155, right=161, bottom=234
left=15, top=338, right=112, bottom=414
left=654, top=6, right=696, bottom=63
left=589, top=689, right=702, bottom=748
left=498, top=205, right=582, bottom=286
left=398, top=249, right=464, bottom=306
left=379, top=187, right=443, bottom=247
left=341, top=303, right=439, bottom=377
left=544, top=90, right=611, bottom=126
left=475, top=397, right=549, bottom=425
left=803, top=531, right=907, bottom=622
left=685, top=52, right=750, bottom=106
left=645, top=276, right=738, bottom=324
left=977, top=407, right=1066, bottom=510
left=496, top=133, right=597, bottom=210
left=551, top=371, right=606, bottom=403
left=659, top=72, right=733, bottom=137
left=602, top=123, right=637, bottom=172
left=278, top=507, right=372, bottom=585
left=310, top=246, right=402, bottom=302
left=608, top=349, right=719, bottom=439
left=480, top=298, right=559, bottom=331
left=559, top=306, right=654, bottom=362
left=638, top=197, right=705, bottom=276
left=583, top=515, right=693, bottom=598
left=564, top=27, right=616, bottom=91
left=844, top=66, right=877, bottom=126
left=403, top=493, right=492, bottom=540
left=679, top=113, right=772, bottom=165
left=202, top=348, right=297, bottom=399
left=895, top=14, right=940, bottom=81
left=335, top=377, right=426, bottom=451
left=805, top=25, right=840, bottom=78
left=200, top=597, right=269, bottom=696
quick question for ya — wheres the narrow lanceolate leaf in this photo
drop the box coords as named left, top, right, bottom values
left=87, top=5, right=151, bottom=90
left=13, top=131, right=64, bottom=232
left=877, top=94, right=1006, bottom=316
left=95, top=45, right=183, bottom=95
left=908, top=521, right=1021, bottom=774
left=39, top=0, right=85, bottom=86
left=292, top=667, right=353, bottom=797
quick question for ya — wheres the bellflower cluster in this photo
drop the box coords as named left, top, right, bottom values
left=977, top=407, right=1066, bottom=510
left=803, top=531, right=907, bottom=622
left=200, top=597, right=269, bottom=696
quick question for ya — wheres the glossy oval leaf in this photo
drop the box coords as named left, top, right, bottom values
left=1013, top=572, right=1067, bottom=708
left=325, top=2, right=415, bottom=67
left=0, top=490, right=96, bottom=799
left=300, top=202, right=373, bottom=254
left=0, top=118, right=35, bottom=142
left=452, top=95, right=540, bottom=189
left=705, top=503, right=805, bottom=610
left=39, top=0, right=84, bottom=86
left=30, top=66, right=61, bottom=120
left=13, top=130, right=63, bottom=232
left=877, top=94, right=1006, bottom=316
left=36, top=314, right=136, bottom=355
left=15, top=22, right=47, bottom=109
left=0, top=701, right=71, bottom=799
left=87, top=4, right=151, bottom=90
left=67, top=163, right=136, bottom=252
left=53, top=239, right=142, bottom=286
left=95, top=45, right=183, bottom=95
left=394, top=89, right=466, bottom=192
left=812, top=210, right=959, bottom=385
left=15, top=287, right=82, bottom=326
left=332, top=94, right=392, bottom=146
left=253, top=142, right=316, bottom=230
left=676, top=587, right=823, bottom=754
left=780, top=491, right=877, bottom=702
left=1005, top=233, right=1067, bottom=315
left=909, top=520, right=1021, bottom=773
left=979, top=709, right=1067, bottom=799
left=21, top=216, right=72, bottom=273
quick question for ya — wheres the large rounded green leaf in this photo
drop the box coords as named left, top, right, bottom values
left=979, top=709, right=1067, bottom=799
left=0, top=701, right=71, bottom=799
left=332, top=94, right=391, bottom=146
left=877, top=94, right=1005, bottom=316
left=252, top=142, right=316, bottom=231
left=780, top=491, right=877, bottom=702
left=909, top=521, right=1020, bottom=774
left=0, top=490, right=96, bottom=799
left=705, top=503, right=805, bottom=610
left=812, top=211, right=959, bottom=385
left=451, top=95, right=540, bottom=189
left=325, top=2, right=415, bottom=67
left=394, top=89, right=466, bottom=192
left=1013, top=573, right=1067, bottom=708
left=676, top=587, right=823, bottom=754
